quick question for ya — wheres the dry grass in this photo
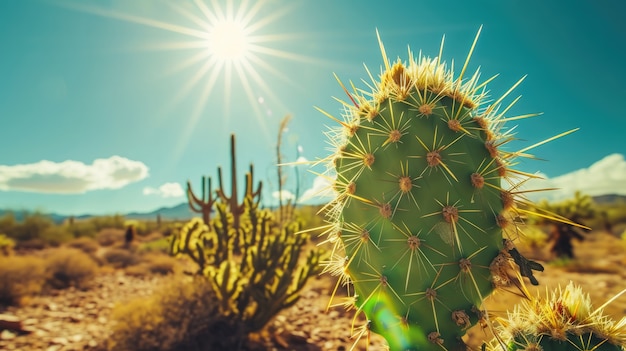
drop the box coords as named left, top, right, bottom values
left=44, top=247, right=99, bottom=289
left=0, top=255, right=46, bottom=305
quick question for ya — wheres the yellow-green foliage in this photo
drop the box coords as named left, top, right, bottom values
left=107, top=277, right=231, bottom=351
left=39, top=225, right=74, bottom=246
left=0, top=233, right=15, bottom=256
left=138, top=236, right=170, bottom=254
left=171, top=197, right=321, bottom=337
left=44, top=247, right=98, bottom=289
left=532, top=191, right=596, bottom=226
left=0, top=254, right=46, bottom=305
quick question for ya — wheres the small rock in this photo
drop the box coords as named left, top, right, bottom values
left=0, top=330, right=16, bottom=340
left=286, top=330, right=308, bottom=344
left=50, top=337, right=68, bottom=345
left=0, top=314, right=22, bottom=332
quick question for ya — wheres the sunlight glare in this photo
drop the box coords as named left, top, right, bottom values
left=207, top=19, right=250, bottom=62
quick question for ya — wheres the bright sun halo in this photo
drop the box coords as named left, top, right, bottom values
left=207, top=20, right=250, bottom=62
left=63, top=0, right=315, bottom=156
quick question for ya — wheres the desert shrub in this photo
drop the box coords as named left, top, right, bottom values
left=141, top=253, right=179, bottom=275
left=96, top=228, right=125, bottom=247
left=89, top=215, right=126, bottom=231
left=44, top=247, right=98, bottom=289
left=67, top=220, right=98, bottom=238
left=10, top=213, right=55, bottom=242
left=39, top=225, right=74, bottom=246
left=0, top=214, right=17, bottom=238
left=107, top=277, right=233, bottom=351
left=0, top=254, right=46, bottom=305
left=67, top=236, right=100, bottom=255
left=14, top=238, right=47, bottom=251
left=104, top=248, right=140, bottom=268
left=138, top=236, right=170, bottom=254
left=0, top=234, right=15, bottom=256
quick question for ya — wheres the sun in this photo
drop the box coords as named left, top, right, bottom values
left=59, top=0, right=316, bottom=155
left=206, top=19, right=250, bottom=62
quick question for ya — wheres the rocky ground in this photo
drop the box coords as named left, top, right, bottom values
left=1, top=231, right=625, bottom=351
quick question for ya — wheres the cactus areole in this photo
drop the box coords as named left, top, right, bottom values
left=320, top=29, right=547, bottom=351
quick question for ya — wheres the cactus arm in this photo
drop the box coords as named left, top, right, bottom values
left=186, top=176, right=216, bottom=225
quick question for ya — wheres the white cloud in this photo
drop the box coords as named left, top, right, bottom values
left=0, top=156, right=148, bottom=194
left=143, top=182, right=185, bottom=198
left=272, top=190, right=296, bottom=202
left=520, top=153, right=626, bottom=201
left=299, top=175, right=336, bottom=204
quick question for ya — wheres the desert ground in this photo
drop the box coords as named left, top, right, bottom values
left=1, top=227, right=625, bottom=351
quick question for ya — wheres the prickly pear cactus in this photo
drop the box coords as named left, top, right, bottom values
left=485, top=282, right=626, bottom=351
left=320, top=29, right=553, bottom=351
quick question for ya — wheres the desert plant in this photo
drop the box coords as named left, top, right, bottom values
left=103, top=248, right=140, bottom=268
left=138, top=236, right=170, bottom=254
left=0, top=233, right=15, bottom=256
left=484, top=282, right=626, bottom=351
left=66, top=236, right=100, bottom=255
left=39, top=225, right=74, bottom=246
left=171, top=194, right=321, bottom=346
left=96, top=228, right=125, bottom=247
left=0, top=254, right=46, bottom=305
left=124, top=224, right=136, bottom=247
left=317, top=29, right=579, bottom=350
left=187, top=134, right=262, bottom=229
left=44, top=247, right=98, bottom=289
left=141, top=253, right=180, bottom=275
left=531, top=191, right=595, bottom=259
left=107, top=277, right=233, bottom=351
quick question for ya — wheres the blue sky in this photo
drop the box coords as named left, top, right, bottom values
left=1, top=0, right=625, bottom=216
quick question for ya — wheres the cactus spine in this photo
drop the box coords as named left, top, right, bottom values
left=485, top=282, right=626, bottom=351
left=320, top=28, right=561, bottom=351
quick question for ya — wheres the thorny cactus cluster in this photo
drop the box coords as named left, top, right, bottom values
left=317, top=28, right=586, bottom=351
left=172, top=135, right=322, bottom=342
left=485, top=282, right=626, bottom=351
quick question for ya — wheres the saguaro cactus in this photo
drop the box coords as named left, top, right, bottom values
left=319, top=29, right=572, bottom=351
left=187, top=134, right=262, bottom=228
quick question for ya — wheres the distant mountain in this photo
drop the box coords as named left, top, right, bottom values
left=2, top=194, right=624, bottom=224
left=125, top=202, right=199, bottom=221
left=0, top=202, right=199, bottom=223
left=592, top=194, right=626, bottom=204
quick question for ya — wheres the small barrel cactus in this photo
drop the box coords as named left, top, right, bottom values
left=319, top=29, right=566, bottom=351
left=485, top=282, right=626, bottom=351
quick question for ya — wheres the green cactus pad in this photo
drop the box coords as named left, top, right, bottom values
left=320, top=29, right=548, bottom=351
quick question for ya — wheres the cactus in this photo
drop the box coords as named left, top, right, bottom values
left=216, top=134, right=263, bottom=231
left=530, top=191, right=594, bottom=259
left=187, top=134, right=262, bottom=227
left=318, top=28, right=574, bottom=351
left=187, top=174, right=217, bottom=225
left=484, top=282, right=626, bottom=351
left=170, top=195, right=322, bottom=342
